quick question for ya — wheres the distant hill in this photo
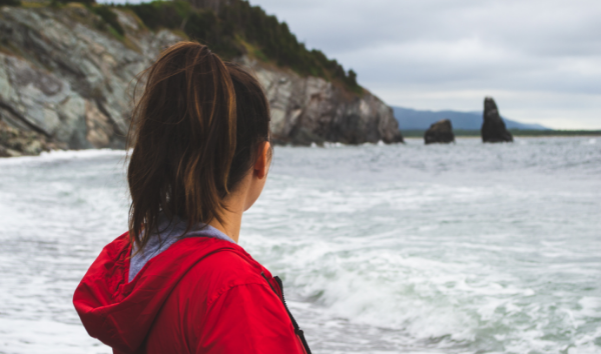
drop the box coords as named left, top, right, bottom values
left=392, top=106, right=550, bottom=131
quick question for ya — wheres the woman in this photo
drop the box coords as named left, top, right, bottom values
left=73, top=42, right=311, bottom=354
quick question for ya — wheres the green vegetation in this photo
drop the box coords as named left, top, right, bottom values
left=0, top=0, right=22, bottom=6
left=114, top=0, right=362, bottom=93
left=48, top=1, right=125, bottom=40
left=454, top=130, right=481, bottom=137
left=52, top=0, right=94, bottom=6
left=402, top=129, right=601, bottom=138
left=17, top=0, right=360, bottom=92
left=92, top=5, right=125, bottom=37
left=508, top=129, right=601, bottom=137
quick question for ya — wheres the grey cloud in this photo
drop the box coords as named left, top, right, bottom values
left=251, top=0, right=601, bottom=57
left=250, top=0, right=601, bottom=100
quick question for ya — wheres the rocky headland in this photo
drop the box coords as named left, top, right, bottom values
left=424, top=119, right=454, bottom=144
left=482, top=97, right=513, bottom=143
left=0, top=4, right=402, bottom=157
left=243, top=57, right=402, bottom=145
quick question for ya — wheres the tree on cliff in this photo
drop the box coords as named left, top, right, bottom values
left=0, top=0, right=21, bottom=6
left=118, top=0, right=362, bottom=93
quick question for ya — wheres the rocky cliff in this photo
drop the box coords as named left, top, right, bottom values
left=0, top=5, right=182, bottom=156
left=242, top=57, right=402, bottom=145
left=0, top=5, right=402, bottom=156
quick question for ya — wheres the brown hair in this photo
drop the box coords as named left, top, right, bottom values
left=127, top=41, right=270, bottom=251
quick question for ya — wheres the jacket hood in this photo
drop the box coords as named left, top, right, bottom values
left=73, top=232, right=252, bottom=353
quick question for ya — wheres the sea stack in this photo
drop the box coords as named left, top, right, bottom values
left=481, top=97, right=513, bottom=142
left=424, top=119, right=455, bottom=144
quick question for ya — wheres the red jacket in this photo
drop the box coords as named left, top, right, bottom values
left=73, top=232, right=310, bottom=354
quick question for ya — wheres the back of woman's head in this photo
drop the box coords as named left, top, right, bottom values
left=127, top=42, right=270, bottom=250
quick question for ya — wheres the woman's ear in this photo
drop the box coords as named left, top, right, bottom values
left=253, top=142, right=271, bottom=179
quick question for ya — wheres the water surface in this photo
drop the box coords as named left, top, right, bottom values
left=0, top=137, right=599, bottom=353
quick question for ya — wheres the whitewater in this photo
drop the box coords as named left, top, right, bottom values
left=0, top=137, right=599, bottom=354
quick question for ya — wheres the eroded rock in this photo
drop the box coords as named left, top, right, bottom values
left=482, top=97, right=513, bottom=143
left=424, top=119, right=454, bottom=144
left=0, top=6, right=181, bottom=155
left=0, top=119, right=60, bottom=157
left=242, top=58, right=403, bottom=145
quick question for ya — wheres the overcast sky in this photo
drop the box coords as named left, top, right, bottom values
left=244, top=0, right=601, bottom=129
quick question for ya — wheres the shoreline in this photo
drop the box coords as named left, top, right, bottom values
left=1, top=135, right=597, bottom=160
left=404, top=135, right=599, bottom=139
left=402, top=130, right=601, bottom=138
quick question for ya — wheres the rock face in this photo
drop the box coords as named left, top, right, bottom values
left=482, top=97, right=513, bottom=143
left=0, top=119, right=58, bottom=157
left=424, top=119, right=454, bottom=144
left=0, top=5, right=182, bottom=155
left=0, top=6, right=402, bottom=156
left=240, top=58, right=403, bottom=145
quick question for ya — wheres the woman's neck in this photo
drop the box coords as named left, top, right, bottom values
left=207, top=178, right=252, bottom=243
left=208, top=211, right=242, bottom=243
left=206, top=155, right=269, bottom=243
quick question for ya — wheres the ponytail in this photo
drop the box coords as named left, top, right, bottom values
left=127, top=42, right=270, bottom=251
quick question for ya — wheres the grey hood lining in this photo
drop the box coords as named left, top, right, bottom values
left=128, top=214, right=235, bottom=282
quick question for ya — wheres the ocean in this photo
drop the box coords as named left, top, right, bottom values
left=0, top=137, right=599, bottom=354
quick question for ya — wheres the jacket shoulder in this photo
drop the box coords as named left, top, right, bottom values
left=181, top=246, right=269, bottom=304
left=145, top=242, right=290, bottom=354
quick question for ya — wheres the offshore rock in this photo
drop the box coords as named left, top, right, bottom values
left=0, top=6, right=402, bottom=157
left=424, top=119, right=454, bottom=144
left=481, top=97, right=513, bottom=143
